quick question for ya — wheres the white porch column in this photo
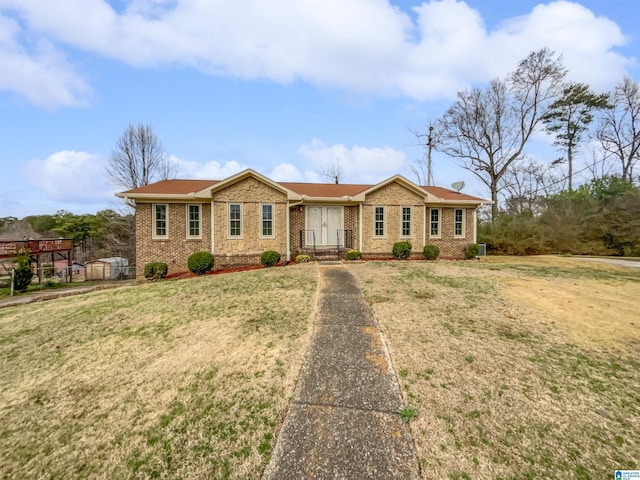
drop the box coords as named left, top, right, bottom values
left=423, top=205, right=427, bottom=247
left=473, top=207, right=478, bottom=244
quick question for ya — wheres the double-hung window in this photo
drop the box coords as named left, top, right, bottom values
left=229, top=203, right=242, bottom=238
left=374, top=206, right=385, bottom=237
left=430, top=208, right=441, bottom=238
left=401, top=206, right=412, bottom=237
left=261, top=204, right=274, bottom=238
left=454, top=209, right=465, bottom=237
left=153, top=204, right=168, bottom=239
left=187, top=204, right=201, bottom=238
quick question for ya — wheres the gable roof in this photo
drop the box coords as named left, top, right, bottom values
left=352, top=174, right=430, bottom=202
left=116, top=179, right=218, bottom=199
left=116, top=173, right=490, bottom=205
left=193, top=169, right=302, bottom=200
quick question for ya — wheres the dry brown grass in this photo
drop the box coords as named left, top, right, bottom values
left=0, top=265, right=318, bottom=479
left=348, top=257, right=640, bottom=480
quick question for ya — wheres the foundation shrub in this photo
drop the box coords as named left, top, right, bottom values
left=295, top=255, right=310, bottom=263
left=464, top=243, right=480, bottom=259
left=187, top=251, right=215, bottom=275
left=345, top=249, right=362, bottom=260
left=392, top=241, right=412, bottom=260
left=260, top=250, right=281, bottom=267
left=423, top=244, right=440, bottom=260
left=144, top=262, right=168, bottom=280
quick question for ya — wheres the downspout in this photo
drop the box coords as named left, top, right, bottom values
left=358, top=203, right=363, bottom=252
left=285, top=201, right=291, bottom=262
left=210, top=199, right=215, bottom=255
left=423, top=203, right=427, bottom=247
left=473, top=207, right=478, bottom=244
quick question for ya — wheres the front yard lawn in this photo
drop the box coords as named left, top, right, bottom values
left=349, top=256, right=640, bottom=480
left=0, top=265, right=317, bottom=479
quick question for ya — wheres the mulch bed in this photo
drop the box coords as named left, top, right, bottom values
left=164, top=263, right=287, bottom=280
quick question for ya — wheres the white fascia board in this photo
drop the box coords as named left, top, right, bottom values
left=114, top=193, right=200, bottom=201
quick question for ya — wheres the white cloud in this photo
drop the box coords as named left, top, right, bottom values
left=0, top=14, right=91, bottom=108
left=298, top=139, right=406, bottom=184
left=171, top=155, right=246, bottom=179
left=25, top=150, right=111, bottom=203
left=0, top=0, right=632, bottom=106
left=268, top=163, right=303, bottom=182
left=489, top=1, right=629, bottom=91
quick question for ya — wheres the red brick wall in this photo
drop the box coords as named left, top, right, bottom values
left=135, top=202, right=212, bottom=278
left=289, top=206, right=305, bottom=255
left=425, top=207, right=476, bottom=259
left=134, top=191, right=478, bottom=275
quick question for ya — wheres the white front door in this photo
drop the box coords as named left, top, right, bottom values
left=306, top=206, right=343, bottom=247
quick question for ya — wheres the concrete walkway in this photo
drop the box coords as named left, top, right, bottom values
left=263, top=264, right=420, bottom=479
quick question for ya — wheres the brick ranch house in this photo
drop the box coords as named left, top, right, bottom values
left=116, top=169, right=490, bottom=277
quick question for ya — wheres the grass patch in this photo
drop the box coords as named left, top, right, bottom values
left=0, top=279, right=120, bottom=299
left=458, top=255, right=640, bottom=283
left=0, top=265, right=317, bottom=479
left=348, top=258, right=640, bottom=479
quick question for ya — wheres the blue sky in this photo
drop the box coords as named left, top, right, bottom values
left=0, top=0, right=637, bottom=218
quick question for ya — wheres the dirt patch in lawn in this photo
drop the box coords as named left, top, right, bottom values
left=501, top=275, right=640, bottom=350
left=465, top=255, right=640, bottom=351
left=348, top=257, right=640, bottom=479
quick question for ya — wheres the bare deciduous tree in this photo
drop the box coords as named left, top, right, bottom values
left=597, top=76, right=640, bottom=183
left=500, top=159, right=564, bottom=215
left=316, top=160, right=344, bottom=184
left=0, top=219, right=38, bottom=240
left=410, top=122, right=440, bottom=185
left=106, top=124, right=178, bottom=191
left=438, top=49, right=566, bottom=220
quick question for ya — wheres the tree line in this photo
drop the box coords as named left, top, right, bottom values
left=480, top=176, right=640, bottom=256
left=0, top=210, right=135, bottom=263
left=412, top=48, right=640, bottom=256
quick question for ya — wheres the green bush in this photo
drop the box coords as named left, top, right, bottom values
left=144, top=262, right=168, bottom=280
left=295, top=254, right=311, bottom=263
left=13, top=255, right=33, bottom=292
left=464, top=243, right=480, bottom=259
left=187, top=251, right=215, bottom=275
left=260, top=250, right=281, bottom=267
left=423, top=244, right=440, bottom=260
left=345, top=249, right=362, bottom=260
left=392, top=241, right=412, bottom=260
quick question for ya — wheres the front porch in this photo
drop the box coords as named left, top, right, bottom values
left=289, top=203, right=359, bottom=260
left=298, top=229, right=355, bottom=260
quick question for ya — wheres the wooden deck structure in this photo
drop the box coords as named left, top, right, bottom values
left=0, top=238, right=74, bottom=283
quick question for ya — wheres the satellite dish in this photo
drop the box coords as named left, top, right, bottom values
left=451, top=181, right=465, bottom=193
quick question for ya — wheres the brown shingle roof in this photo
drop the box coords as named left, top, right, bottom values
left=118, top=178, right=488, bottom=203
left=279, top=182, right=371, bottom=197
left=422, top=186, right=485, bottom=202
left=121, top=179, right=218, bottom=195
